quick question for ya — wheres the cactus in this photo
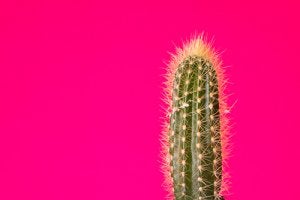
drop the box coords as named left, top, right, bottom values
left=162, top=35, right=230, bottom=200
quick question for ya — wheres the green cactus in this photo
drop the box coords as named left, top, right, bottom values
left=163, top=36, right=228, bottom=200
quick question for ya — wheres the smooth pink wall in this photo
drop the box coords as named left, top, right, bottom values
left=0, top=1, right=299, bottom=199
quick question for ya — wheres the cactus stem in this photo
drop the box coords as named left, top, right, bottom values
left=162, top=33, right=231, bottom=200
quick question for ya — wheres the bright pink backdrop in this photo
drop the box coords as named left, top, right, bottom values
left=0, top=1, right=299, bottom=199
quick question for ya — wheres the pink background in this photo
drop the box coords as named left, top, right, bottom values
left=0, top=1, right=299, bottom=199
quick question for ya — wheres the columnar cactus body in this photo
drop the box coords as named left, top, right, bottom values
left=162, top=35, right=229, bottom=200
left=170, top=56, right=222, bottom=200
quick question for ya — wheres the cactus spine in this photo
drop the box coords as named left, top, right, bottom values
left=162, top=35, right=229, bottom=200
